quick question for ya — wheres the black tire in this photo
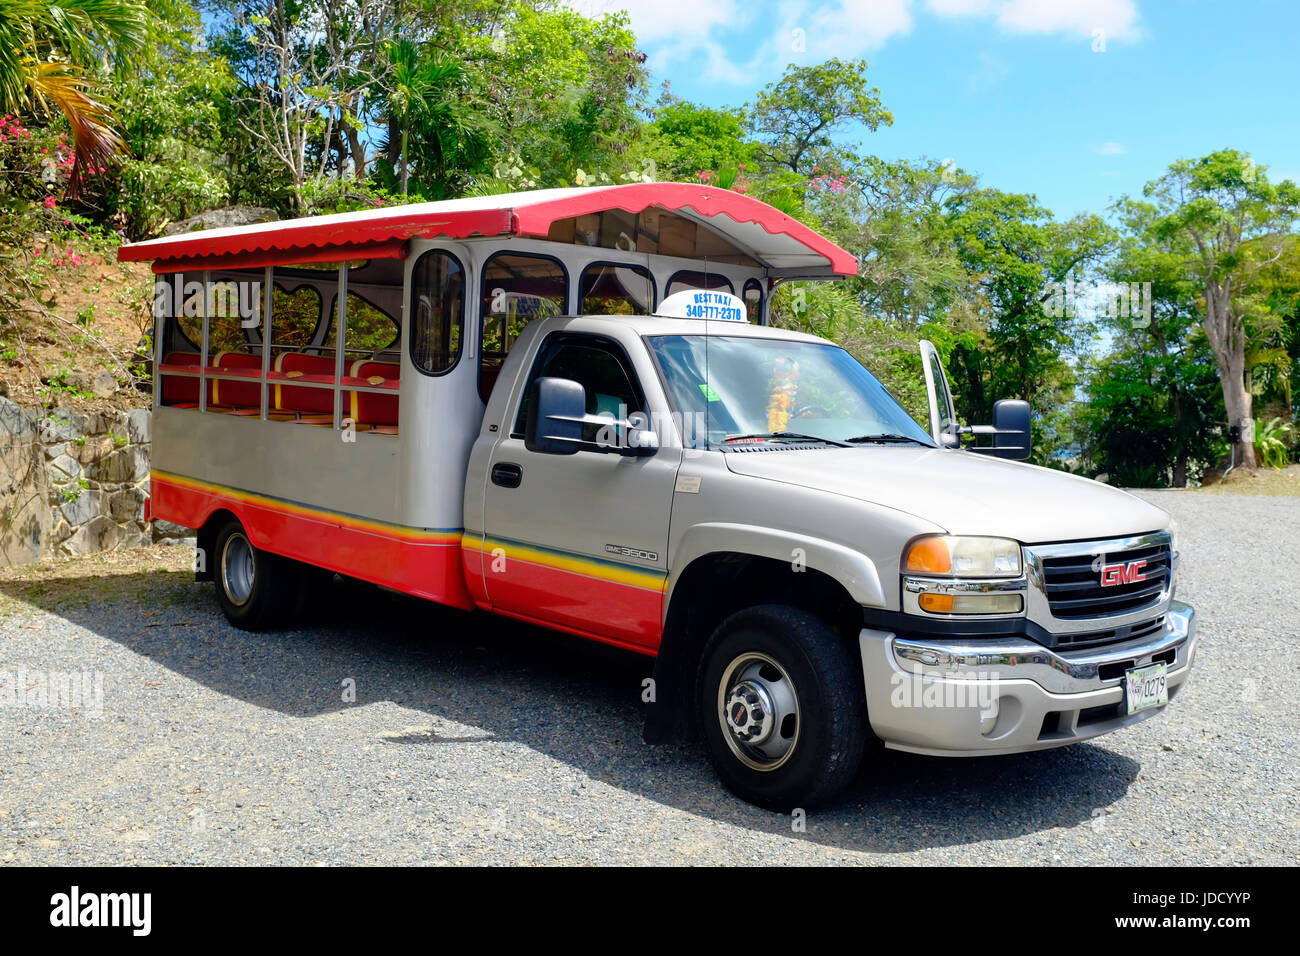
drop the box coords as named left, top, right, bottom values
left=212, top=517, right=301, bottom=631
left=696, top=604, right=867, bottom=811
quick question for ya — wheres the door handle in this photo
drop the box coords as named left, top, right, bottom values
left=491, top=463, right=523, bottom=488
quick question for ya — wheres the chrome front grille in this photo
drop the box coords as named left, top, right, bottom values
left=1045, top=615, right=1166, bottom=651
left=1036, top=536, right=1172, bottom=621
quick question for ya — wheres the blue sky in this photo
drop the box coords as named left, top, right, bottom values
left=574, top=0, right=1299, bottom=220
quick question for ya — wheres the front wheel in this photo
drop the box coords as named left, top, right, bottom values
left=697, top=605, right=867, bottom=811
left=213, top=517, right=300, bottom=631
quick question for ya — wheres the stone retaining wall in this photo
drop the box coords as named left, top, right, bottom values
left=0, top=396, right=188, bottom=567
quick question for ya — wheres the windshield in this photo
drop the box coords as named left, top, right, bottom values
left=646, top=334, right=935, bottom=448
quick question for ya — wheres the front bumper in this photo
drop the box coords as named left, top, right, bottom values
left=859, top=600, right=1197, bottom=756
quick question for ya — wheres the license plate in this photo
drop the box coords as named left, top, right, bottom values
left=1125, top=662, right=1168, bottom=715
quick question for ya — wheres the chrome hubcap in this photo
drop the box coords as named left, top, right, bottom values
left=221, top=532, right=256, bottom=607
left=717, top=653, right=800, bottom=771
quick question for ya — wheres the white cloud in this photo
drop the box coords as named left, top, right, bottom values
left=570, top=0, right=742, bottom=42
left=574, top=0, right=915, bottom=87
left=568, top=0, right=1141, bottom=91
left=569, top=0, right=756, bottom=86
left=926, top=0, right=1142, bottom=41
left=1093, top=141, right=1127, bottom=155
left=804, top=0, right=916, bottom=56
left=926, top=0, right=993, bottom=14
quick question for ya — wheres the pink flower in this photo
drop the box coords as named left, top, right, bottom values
left=43, top=196, right=57, bottom=208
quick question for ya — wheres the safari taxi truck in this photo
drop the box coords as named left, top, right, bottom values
left=117, top=183, right=1197, bottom=809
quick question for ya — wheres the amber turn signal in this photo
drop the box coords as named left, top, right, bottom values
left=906, top=538, right=951, bottom=574
left=919, top=593, right=954, bottom=613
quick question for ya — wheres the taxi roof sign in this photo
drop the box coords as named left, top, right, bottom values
left=655, top=289, right=748, bottom=322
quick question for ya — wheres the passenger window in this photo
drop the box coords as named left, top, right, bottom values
left=666, top=270, right=734, bottom=297
left=332, top=293, right=399, bottom=352
left=480, top=253, right=567, bottom=403
left=743, top=278, right=764, bottom=324
left=266, top=273, right=333, bottom=424
left=514, top=335, right=645, bottom=442
left=579, top=263, right=654, bottom=315
left=173, top=269, right=263, bottom=356
left=270, top=284, right=323, bottom=349
left=411, top=250, right=465, bottom=375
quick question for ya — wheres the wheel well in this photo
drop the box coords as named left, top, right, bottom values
left=644, top=552, right=862, bottom=744
left=670, top=552, right=861, bottom=649
left=195, top=508, right=239, bottom=582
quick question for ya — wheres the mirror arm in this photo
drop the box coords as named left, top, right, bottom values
left=957, top=424, right=1025, bottom=436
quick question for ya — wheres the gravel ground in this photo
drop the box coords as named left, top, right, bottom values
left=0, top=491, right=1295, bottom=865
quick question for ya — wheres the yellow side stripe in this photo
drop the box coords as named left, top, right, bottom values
left=475, top=534, right=666, bottom=592
left=153, top=470, right=460, bottom=544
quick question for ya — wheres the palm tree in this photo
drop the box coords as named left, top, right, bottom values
left=385, top=39, right=491, bottom=197
left=0, top=0, right=147, bottom=191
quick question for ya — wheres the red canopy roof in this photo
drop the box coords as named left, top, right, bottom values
left=118, top=183, right=858, bottom=277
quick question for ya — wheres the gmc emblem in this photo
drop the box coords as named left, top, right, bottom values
left=1101, top=559, right=1147, bottom=587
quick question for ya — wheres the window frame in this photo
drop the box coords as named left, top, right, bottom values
left=322, top=287, right=402, bottom=355
left=666, top=270, right=735, bottom=298
left=577, top=260, right=657, bottom=316
left=743, top=277, right=765, bottom=325
left=510, top=330, right=648, bottom=442
left=479, top=250, right=571, bottom=403
left=408, top=248, right=468, bottom=378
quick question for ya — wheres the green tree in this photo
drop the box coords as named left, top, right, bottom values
left=0, top=0, right=147, bottom=188
left=484, top=4, right=648, bottom=187
left=97, top=0, right=233, bottom=236
left=1078, top=198, right=1225, bottom=486
left=1144, top=149, right=1300, bottom=469
left=747, top=58, right=892, bottom=176
left=814, top=154, right=973, bottom=330
left=640, top=96, right=754, bottom=182
left=943, top=188, right=1114, bottom=425
left=382, top=39, right=491, bottom=197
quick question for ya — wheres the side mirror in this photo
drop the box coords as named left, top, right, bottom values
left=991, top=400, right=1032, bottom=460
left=965, top=399, right=1032, bottom=460
left=526, top=377, right=584, bottom=454
left=525, top=377, right=660, bottom=457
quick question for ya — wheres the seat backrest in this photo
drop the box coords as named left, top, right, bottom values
left=274, top=352, right=337, bottom=414
left=347, top=360, right=399, bottom=425
left=211, top=352, right=262, bottom=408
left=160, top=351, right=201, bottom=405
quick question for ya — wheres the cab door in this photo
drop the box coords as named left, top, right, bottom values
left=920, top=339, right=960, bottom=448
left=480, top=330, right=680, bottom=651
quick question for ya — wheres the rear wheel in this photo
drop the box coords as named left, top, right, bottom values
left=213, top=517, right=300, bottom=630
left=697, top=604, right=867, bottom=811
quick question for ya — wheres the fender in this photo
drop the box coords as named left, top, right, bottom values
left=644, top=523, right=886, bottom=744
left=665, top=522, right=887, bottom=614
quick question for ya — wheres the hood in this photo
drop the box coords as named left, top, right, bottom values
left=722, top=445, right=1169, bottom=543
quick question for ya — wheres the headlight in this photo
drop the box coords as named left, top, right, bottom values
left=903, top=535, right=1026, bottom=617
left=904, top=535, right=1022, bottom=578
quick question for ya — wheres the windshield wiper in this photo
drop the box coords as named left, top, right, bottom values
left=722, top=432, right=851, bottom=448
left=844, top=433, right=931, bottom=445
